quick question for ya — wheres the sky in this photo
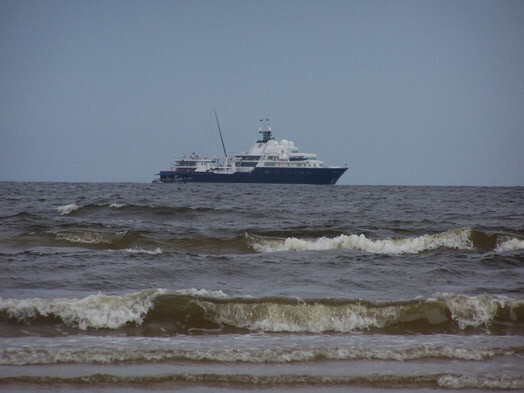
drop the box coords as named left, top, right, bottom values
left=1, top=0, right=523, bottom=186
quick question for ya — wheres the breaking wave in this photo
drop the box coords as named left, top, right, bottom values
left=496, top=237, right=524, bottom=252
left=248, top=228, right=524, bottom=254
left=0, top=289, right=165, bottom=330
left=55, top=229, right=130, bottom=245
left=4, top=230, right=253, bottom=254
left=55, top=203, right=237, bottom=217
left=5, top=227, right=522, bottom=255
left=1, top=290, right=522, bottom=334
left=120, top=247, right=163, bottom=255
left=56, top=204, right=80, bottom=215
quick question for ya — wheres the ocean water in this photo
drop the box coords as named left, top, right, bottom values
left=0, top=182, right=523, bottom=392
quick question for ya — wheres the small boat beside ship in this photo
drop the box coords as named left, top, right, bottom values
left=157, top=116, right=347, bottom=184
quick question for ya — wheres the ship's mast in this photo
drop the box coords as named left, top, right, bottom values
left=213, top=107, right=228, bottom=157
left=258, top=115, right=274, bottom=143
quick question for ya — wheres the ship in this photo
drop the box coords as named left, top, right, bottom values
left=157, top=115, right=348, bottom=185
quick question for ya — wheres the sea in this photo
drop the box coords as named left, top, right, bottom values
left=0, top=181, right=523, bottom=392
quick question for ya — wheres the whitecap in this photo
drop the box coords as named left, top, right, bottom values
left=198, top=300, right=401, bottom=333
left=0, top=289, right=166, bottom=330
left=122, top=247, right=162, bottom=255
left=56, top=204, right=80, bottom=215
left=175, top=288, right=230, bottom=299
left=495, top=237, right=524, bottom=252
left=438, top=293, right=522, bottom=329
left=55, top=230, right=127, bottom=245
left=249, top=228, right=474, bottom=254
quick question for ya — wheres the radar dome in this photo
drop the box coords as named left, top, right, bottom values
left=280, top=139, right=288, bottom=146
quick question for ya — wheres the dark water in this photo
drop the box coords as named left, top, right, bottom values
left=0, top=182, right=523, bottom=392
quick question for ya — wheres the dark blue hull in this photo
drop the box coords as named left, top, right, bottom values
left=159, top=167, right=347, bottom=185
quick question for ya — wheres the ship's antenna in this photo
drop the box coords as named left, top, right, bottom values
left=258, top=114, right=274, bottom=143
left=213, top=107, right=227, bottom=157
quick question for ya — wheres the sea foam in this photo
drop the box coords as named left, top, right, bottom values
left=0, top=289, right=165, bottom=330
left=198, top=293, right=523, bottom=333
left=0, top=288, right=234, bottom=330
left=200, top=301, right=402, bottom=333
left=55, top=230, right=127, bottom=245
left=250, top=228, right=474, bottom=254
left=441, top=293, right=521, bottom=329
left=193, top=292, right=517, bottom=333
left=121, top=247, right=162, bottom=255
left=0, top=345, right=510, bottom=366
left=1, top=291, right=521, bottom=333
left=438, top=374, right=524, bottom=390
left=496, top=237, right=524, bottom=252
left=56, top=204, right=80, bottom=215
left=1, top=373, right=522, bottom=389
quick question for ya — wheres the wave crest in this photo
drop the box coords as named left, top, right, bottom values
left=496, top=237, right=524, bottom=252
left=121, top=247, right=162, bottom=255
left=198, top=294, right=523, bottom=333
left=441, top=293, right=521, bottom=329
left=6, top=227, right=522, bottom=255
left=56, top=204, right=80, bottom=215
left=54, top=203, right=233, bottom=217
left=0, top=289, right=165, bottom=330
left=55, top=230, right=129, bottom=245
left=248, top=228, right=524, bottom=254
left=1, top=290, right=522, bottom=334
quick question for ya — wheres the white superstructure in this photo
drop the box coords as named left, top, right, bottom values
left=174, top=117, right=324, bottom=175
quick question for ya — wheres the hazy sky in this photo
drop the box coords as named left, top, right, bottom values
left=1, top=0, right=523, bottom=185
